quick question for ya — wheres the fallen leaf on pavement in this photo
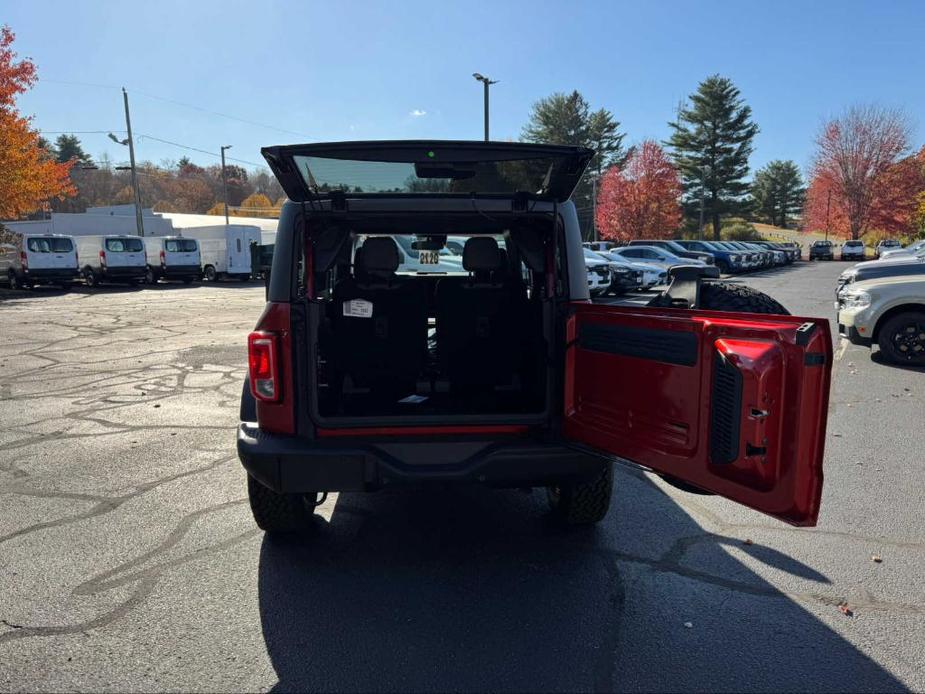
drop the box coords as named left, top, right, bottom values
left=871, top=555, right=882, bottom=563
left=743, top=538, right=753, bottom=545
left=838, top=602, right=853, bottom=617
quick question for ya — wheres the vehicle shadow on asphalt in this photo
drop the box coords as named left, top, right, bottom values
left=256, top=469, right=903, bottom=692
left=871, top=351, right=925, bottom=373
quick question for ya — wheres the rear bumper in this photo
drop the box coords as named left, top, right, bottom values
left=103, top=266, right=146, bottom=279
left=23, top=268, right=79, bottom=282
left=237, top=423, right=605, bottom=493
left=161, top=265, right=201, bottom=279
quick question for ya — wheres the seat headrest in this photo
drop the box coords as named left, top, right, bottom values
left=360, top=237, right=400, bottom=275
left=463, top=237, right=502, bottom=272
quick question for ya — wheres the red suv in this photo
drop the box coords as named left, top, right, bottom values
left=238, top=141, right=832, bottom=533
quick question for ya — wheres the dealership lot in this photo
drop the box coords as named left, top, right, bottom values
left=1, top=262, right=923, bottom=692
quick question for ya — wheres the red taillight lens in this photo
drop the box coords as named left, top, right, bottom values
left=99, top=250, right=106, bottom=266
left=159, top=249, right=166, bottom=266
left=20, top=251, right=28, bottom=269
left=248, top=331, right=279, bottom=402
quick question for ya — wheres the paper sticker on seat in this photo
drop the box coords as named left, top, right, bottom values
left=343, top=299, right=373, bottom=318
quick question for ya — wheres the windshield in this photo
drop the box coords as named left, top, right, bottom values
left=27, top=237, right=73, bottom=253
left=165, top=239, right=197, bottom=253
left=105, top=238, right=144, bottom=252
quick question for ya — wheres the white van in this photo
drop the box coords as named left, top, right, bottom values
left=143, top=236, right=201, bottom=284
left=0, top=234, right=79, bottom=290
left=180, top=225, right=260, bottom=281
left=75, top=235, right=147, bottom=287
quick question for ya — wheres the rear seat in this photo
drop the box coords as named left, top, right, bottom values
left=331, top=237, right=427, bottom=397
left=436, top=237, right=527, bottom=392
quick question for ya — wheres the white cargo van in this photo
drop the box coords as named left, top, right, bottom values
left=75, top=235, right=147, bottom=287
left=0, top=234, right=79, bottom=290
left=177, top=225, right=260, bottom=281
left=144, top=236, right=201, bottom=284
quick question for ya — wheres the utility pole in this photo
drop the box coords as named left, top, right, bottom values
left=472, top=73, right=498, bottom=141
left=825, top=188, right=832, bottom=243
left=220, top=145, right=232, bottom=225
left=122, top=88, right=144, bottom=237
left=698, top=165, right=706, bottom=240
left=591, top=175, right=598, bottom=242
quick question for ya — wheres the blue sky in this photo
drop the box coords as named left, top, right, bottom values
left=6, top=0, right=924, bottom=177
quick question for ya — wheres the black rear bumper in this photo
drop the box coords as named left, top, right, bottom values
left=103, top=266, right=146, bottom=279
left=23, top=268, right=79, bottom=282
left=237, top=424, right=606, bottom=493
left=161, top=265, right=201, bottom=279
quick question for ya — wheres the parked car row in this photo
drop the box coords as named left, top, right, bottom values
left=836, top=243, right=925, bottom=366
left=809, top=238, right=920, bottom=262
left=583, top=238, right=800, bottom=277
left=0, top=231, right=262, bottom=291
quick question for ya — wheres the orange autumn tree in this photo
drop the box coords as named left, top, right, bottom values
left=595, top=140, right=682, bottom=241
left=0, top=25, right=74, bottom=219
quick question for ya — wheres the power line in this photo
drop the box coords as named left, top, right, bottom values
left=132, top=89, right=315, bottom=140
left=136, top=134, right=265, bottom=167
left=39, top=130, right=126, bottom=135
left=40, top=78, right=315, bottom=140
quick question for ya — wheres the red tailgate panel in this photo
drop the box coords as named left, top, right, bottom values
left=564, top=304, right=832, bottom=526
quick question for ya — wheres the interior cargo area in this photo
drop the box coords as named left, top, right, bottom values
left=309, top=216, right=556, bottom=422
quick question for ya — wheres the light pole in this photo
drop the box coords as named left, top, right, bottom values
left=220, top=145, right=232, bottom=225
left=472, top=73, right=498, bottom=141
left=698, top=165, right=707, bottom=240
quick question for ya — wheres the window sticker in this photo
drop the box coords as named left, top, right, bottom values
left=343, top=298, right=373, bottom=318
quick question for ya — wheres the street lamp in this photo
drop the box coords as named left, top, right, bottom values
left=220, top=145, right=232, bottom=226
left=472, top=73, right=498, bottom=142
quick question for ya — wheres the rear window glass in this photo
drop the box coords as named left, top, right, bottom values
left=165, top=239, right=197, bottom=252
left=27, top=237, right=73, bottom=252
left=295, top=155, right=566, bottom=196
left=105, top=238, right=144, bottom=252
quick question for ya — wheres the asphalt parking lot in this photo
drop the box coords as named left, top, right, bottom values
left=1, top=262, right=924, bottom=692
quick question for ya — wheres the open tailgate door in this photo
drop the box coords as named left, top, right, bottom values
left=564, top=303, right=832, bottom=526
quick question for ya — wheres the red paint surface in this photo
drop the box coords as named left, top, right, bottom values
left=564, top=303, right=832, bottom=526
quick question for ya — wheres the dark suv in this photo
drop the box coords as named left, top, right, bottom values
left=809, top=240, right=834, bottom=261
left=238, top=140, right=832, bottom=533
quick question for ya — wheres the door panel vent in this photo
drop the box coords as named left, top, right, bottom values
left=710, top=352, right=742, bottom=465
left=579, top=323, right=698, bottom=366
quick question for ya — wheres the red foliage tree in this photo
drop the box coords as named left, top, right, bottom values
left=803, top=106, right=913, bottom=239
left=595, top=140, right=682, bottom=241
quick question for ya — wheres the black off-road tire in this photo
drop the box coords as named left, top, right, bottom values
left=547, top=464, right=613, bottom=526
left=247, top=474, right=312, bottom=534
left=877, top=311, right=925, bottom=366
left=699, top=281, right=789, bottom=315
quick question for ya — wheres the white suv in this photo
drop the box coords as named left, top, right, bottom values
left=837, top=275, right=925, bottom=365
left=840, top=240, right=865, bottom=261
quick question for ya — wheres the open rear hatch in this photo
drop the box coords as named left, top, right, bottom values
left=261, top=140, right=594, bottom=203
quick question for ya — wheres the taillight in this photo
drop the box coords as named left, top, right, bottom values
left=99, top=250, right=106, bottom=267
left=20, top=251, right=27, bottom=269
left=159, top=249, right=166, bottom=266
left=248, top=332, right=279, bottom=402
left=248, top=302, right=293, bottom=434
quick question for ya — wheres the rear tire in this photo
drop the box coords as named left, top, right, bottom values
left=877, top=311, right=925, bottom=366
left=247, top=474, right=312, bottom=534
left=83, top=268, right=98, bottom=288
left=547, top=464, right=613, bottom=526
left=145, top=267, right=156, bottom=285
left=8, top=270, right=21, bottom=290
left=203, top=265, right=216, bottom=282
